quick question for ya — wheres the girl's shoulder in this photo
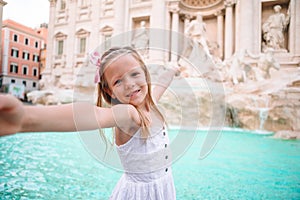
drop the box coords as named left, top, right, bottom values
left=112, top=104, right=141, bottom=128
left=112, top=104, right=141, bottom=146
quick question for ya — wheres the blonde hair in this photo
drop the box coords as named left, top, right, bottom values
left=96, top=46, right=165, bottom=140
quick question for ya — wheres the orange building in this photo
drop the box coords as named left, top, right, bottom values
left=36, top=23, right=48, bottom=76
left=0, top=19, right=47, bottom=95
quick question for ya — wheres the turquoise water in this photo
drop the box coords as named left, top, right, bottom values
left=1, top=130, right=299, bottom=199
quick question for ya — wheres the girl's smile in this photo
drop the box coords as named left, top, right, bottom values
left=104, top=54, right=148, bottom=107
left=126, top=89, right=141, bottom=98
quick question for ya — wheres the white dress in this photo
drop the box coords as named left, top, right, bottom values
left=109, top=123, right=176, bottom=200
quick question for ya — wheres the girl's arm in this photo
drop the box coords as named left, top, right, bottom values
left=0, top=94, right=139, bottom=136
left=152, top=64, right=180, bottom=102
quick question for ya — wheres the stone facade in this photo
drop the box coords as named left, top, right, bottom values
left=43, top=0, right=300, bottom=89
left=38, top=0, right=300, bottom=137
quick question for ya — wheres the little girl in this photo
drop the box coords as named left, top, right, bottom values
left=0, top=46, right=180, bottom=199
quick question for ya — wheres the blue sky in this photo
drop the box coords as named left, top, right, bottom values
left=3, top=0, right=49, bottom=28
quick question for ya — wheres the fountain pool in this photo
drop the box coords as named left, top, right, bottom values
left=1, top=129, right=299, bottom=199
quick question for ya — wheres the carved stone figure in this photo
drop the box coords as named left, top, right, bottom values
left=257, top=51, right=280, bottom=79
left=131, top=21, right=149, bottom=51
left=226, top=49, right=281, bottom=84
left=262, top=5, right=290, bottom=52
left=227, top=50, right=250, bottom=85
left=182, top=13, right=211, bottom=59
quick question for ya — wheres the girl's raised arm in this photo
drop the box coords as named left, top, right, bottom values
left=0, top=94, right=139, bottom=136
left=152, top=64, right=180, bottom=102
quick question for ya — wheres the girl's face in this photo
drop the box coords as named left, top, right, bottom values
left=103, top=54, right=148, bottom=108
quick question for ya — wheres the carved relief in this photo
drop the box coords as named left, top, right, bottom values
left=181, top=0, right=221, bottom=8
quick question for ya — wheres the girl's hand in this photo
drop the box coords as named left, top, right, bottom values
left=152, top=62, right=182, bottom=101
left=165, top=62, right=181, bottom=77
left=0, top=94, right=25, bottom=136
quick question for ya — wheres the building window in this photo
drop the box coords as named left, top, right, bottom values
left=79, top=0, right=88, bottom=7
left=22, top=52, right=30, bottom=60
left=60, top=0, right=66, bottom=10
left=13, top=34, right=18, bottom=42
left=35, top=41, right=39, bottom=48
left=11, top=49, right=19, bottom=58
left=55, top=32, right=67, bottom=57
left=33, top=82, right=36, bottom=88
left=33, top=54, right=39, bottom=62
left=22, top=66, right=28, bottom=75
left=22, top=81, right=26, bottom=86
left=79, top=37, right=86, bottom=54
left=57, top=40, right=64, bottom=55
left=104, top=35, right=111, bottom=50
left=100, top=26, right=113, bottom=50
left=75, top=29, right=89, bottom=55
left=33, top=68, right=38, bottom=76
left=25, top=38, right=29, bottom=45
left=11, top=79, right=15, bottom=83
left=10, top=64, right=18, bottom=73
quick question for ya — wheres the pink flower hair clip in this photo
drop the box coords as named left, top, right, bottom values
left=89, top=50, right=101, bottom=83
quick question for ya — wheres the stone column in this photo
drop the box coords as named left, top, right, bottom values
left=149, top=0, right=167, bottom=62
left=150, top=0, right=166, bottom=29
left=171, top=8, right=179, bottom=62
left=45, top=0, right=56, bottom=74
left=113, top=0, right=125, bottom=35
left=252, top=0, right=260, bottom=55
left=215, top=11, right=224, bottom=59
left=235, top=0, right=254, bottom=53
left=67, top=0, right=76, bottom=70
left=89, top=0, right=101, bottom=49
left=40, top=0, right=57, bottom=89
left=0, top=0, right=6, bottom=26
left=289, top=0, right=300, bottom=55
left=224, top=0, right=234, bottom=59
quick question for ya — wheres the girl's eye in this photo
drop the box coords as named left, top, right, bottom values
left=131, top=72, right=140, bottom=77
left=114, top=79, right=121, bottom=86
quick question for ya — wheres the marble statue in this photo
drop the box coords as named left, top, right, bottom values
left=262, top=5, right=290, bottom=52
left=226, top=49, right=250, bottom=85
left=257, top=50, right=280, bottom=79
left=131, top=21, right=149, bottom=54
left=225, top=48, right=281, bottom=84
left=182, top=13, right=211, bottom=59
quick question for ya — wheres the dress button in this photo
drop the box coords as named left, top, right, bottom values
left=165, top=155, right=168, bottom=159
left=163, top=131, right=166, bottom=136
left=165, top=168, right=168, bottom=172
left=165, top=144, right=167, bottom=148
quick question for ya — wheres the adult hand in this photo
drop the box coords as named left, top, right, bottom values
left=0, top=94, right=25, bottom=136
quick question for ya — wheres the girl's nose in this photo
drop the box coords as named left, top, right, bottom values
left=124, top=77, right=135, bottom=89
